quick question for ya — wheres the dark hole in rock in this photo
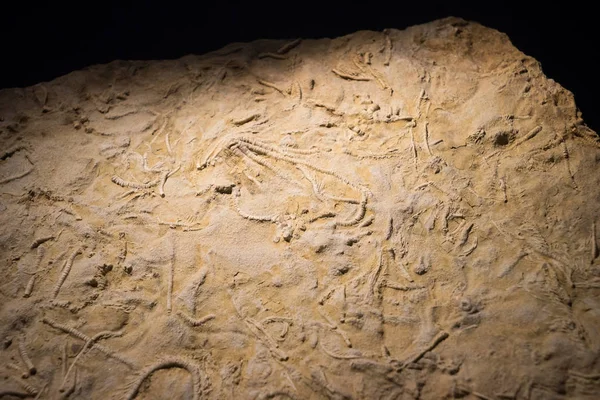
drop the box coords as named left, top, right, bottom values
left=494, top=131, right=511, bottom=146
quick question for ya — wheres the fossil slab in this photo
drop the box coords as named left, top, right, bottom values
left=0, top=17, right=599, bottom=400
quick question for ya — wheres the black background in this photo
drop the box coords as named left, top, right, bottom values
left=1, top=1, right=597, bottom=132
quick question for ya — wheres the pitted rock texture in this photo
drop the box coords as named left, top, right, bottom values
left=1, top=17, right=599, bottom=400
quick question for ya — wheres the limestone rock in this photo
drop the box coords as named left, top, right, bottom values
left=1, top=17, right=599, bottom=399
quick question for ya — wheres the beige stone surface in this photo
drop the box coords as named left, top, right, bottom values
left=1, top=16, right=599, bottom=399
